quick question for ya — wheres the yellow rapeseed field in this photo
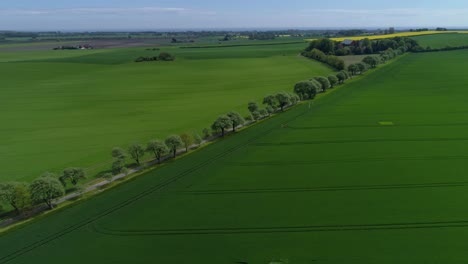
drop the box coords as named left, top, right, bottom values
left=306, top=31, right=468, bottom=42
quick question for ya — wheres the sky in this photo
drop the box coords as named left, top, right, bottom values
left=2, top=0, right=468, bottom=31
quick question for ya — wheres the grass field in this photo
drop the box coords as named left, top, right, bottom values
left=2, top=50, right=468, bottom=263
left=412, top=33, right=468, bottom=48
left=0, top=42, right=332, bottom=182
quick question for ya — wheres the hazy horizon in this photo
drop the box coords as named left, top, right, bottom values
left=2, top=0, right=468, bottom=31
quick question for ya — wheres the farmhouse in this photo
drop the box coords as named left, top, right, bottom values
left=341, top=39, right=356, bottom=46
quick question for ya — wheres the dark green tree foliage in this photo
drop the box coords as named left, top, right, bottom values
left=158, top=52, right=175, bottom=61
left=0, top=182, right=31, bottom=213
left=336, top=72, right=346, bottom=84
left=60, top=168, right=86, bottom=186
left=303, top=37, right=420, bottom=58
left=111, top=147, right=127, bottom=175
left=356, top=63, right=367, bottom=74
left=193, top=133, right=203, bottom=146
left=263, top=95, right=279, bottom=109
left=266, top=106, right=275, bottom=115
left=328, top=75, right=339, bottom=88
left=227, top=112, right=245, bottom=132
left=252, top=111, right=262, bottom=120
left=305, top=38, right=336, bottom=54
left=111, top=147, right=126, bottom=160
left=362, top=56, right=379, bottom=68
left=146, top=140, right=168, bottom=163
left=112, top=160, right=125, bottom=175
left=302, top=48, right=345, bottom=70
left=275, top=92, right=292, bottom=111
left=211, top=115, right=233, bottom=136
left=30, top=176, right=65, bottom=209
left=294, top=81, right=318, bottom=100
left=202, top=128, right=211, bottom=139
left=348, top=64, right=358, bottom=75
left=165, top=135, right=183, bottom=158
left=128, top=144, right=145, bottom=165
left=247, top=102, right=259, bottom=113
left=289, top=93, right=300, bottom=105
left=314, top=76, right=331, bottom=92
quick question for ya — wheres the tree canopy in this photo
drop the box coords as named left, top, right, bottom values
left=30, top=176, right=65, bottom=209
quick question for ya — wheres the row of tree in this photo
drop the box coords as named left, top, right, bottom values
left=135, top=52, right=175, bottom=62
left=301, top=48, right=345, bottom=70
left=293, top=71, right=351, bottom=100
left=304, top=37, right=420, bottom=56
left=0, top=175, right=66, bottom=213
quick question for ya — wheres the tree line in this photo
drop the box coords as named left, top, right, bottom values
left=301, top=48, right=345, bottom=70
left=135, top=52, right=175, bottom=62
left=304, top=37, right=420, bottom=57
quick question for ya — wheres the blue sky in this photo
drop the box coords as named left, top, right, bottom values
left=1, top=0, right=468, bottom=31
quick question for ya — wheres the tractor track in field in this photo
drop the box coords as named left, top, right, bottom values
left=91, top=219, right=468, bottom=236
left=253, top=137, right=468, bottom=146
left=225, top=155, right=468, bottom=166
left=177, top=181, right=468, bottom=195
left=288, top=121, right=468, bottom=130
left=0, top=105, right=311, bottom=264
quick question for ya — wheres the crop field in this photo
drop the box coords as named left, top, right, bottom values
left=0, top=42, right=332, bottom=182
left=412, top=33, right=468, bottom=48
left=306, top=30, right=468, bottom=42
left=340, top=54, right=377, bottom=66
left=2, top=50, right=468, bottom=263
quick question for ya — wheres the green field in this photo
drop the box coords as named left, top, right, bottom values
left=2, top=50, right=468, bottom=263
left=0, top=42, right=332, bottom=182
left=412, top=33, right=468, bottom=48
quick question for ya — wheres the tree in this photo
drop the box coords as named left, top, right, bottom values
left=263, top=95, right=278, bottom=109
left=211, top=115, right=232, bottom=137
left=227, top=111, right=245, bottom=132
left=193, top=133, right=203, bottom=146
left=0, top=182, right=31, bottom=213
left=362, top=56, right=379, bottom=68
left=111, top=147, right=126, bottom=175
left=158, top=52, right=175, bottom=61
left=289, top=93, right=300, bottom=105
left=247, top=102, right=259, bottom=113
left=275, top=92, right=291, bottom=111
left=294, top=81, right=319, bottom=100
left=348, top=64, right=358, bottom=76
left=336, top=72, right=346, bottom=84
left=112, top=147, right=126, bottom=160
left=356, top=62, right=367, bottom=74
left=252, top=111, right=261, bottom=120
left=102, top=173, right=113, bottom=183
left=146, top=140, right=168, bottom=163
left=165, top=135, right=183, bottom=158
left=266, top=106, right=275, bottom=115
left=112, top=159, right=126, bottom=175
left=30, top=176, right=65, bottom=209
left=128, top=144, right=145, bottom=165
left=259, top=109, right=269, bottom=117
left=314, top=76, right=331, bottom=92
left=180, top=133, right=194, bottom=152
left=328, top=75, right=339, bottom=88
left=202, top=128, right=211, bottom=139
left=60, top=168, right=86, bottom=186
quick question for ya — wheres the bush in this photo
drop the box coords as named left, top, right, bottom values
left=252, top=111, right=262, bottom=120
